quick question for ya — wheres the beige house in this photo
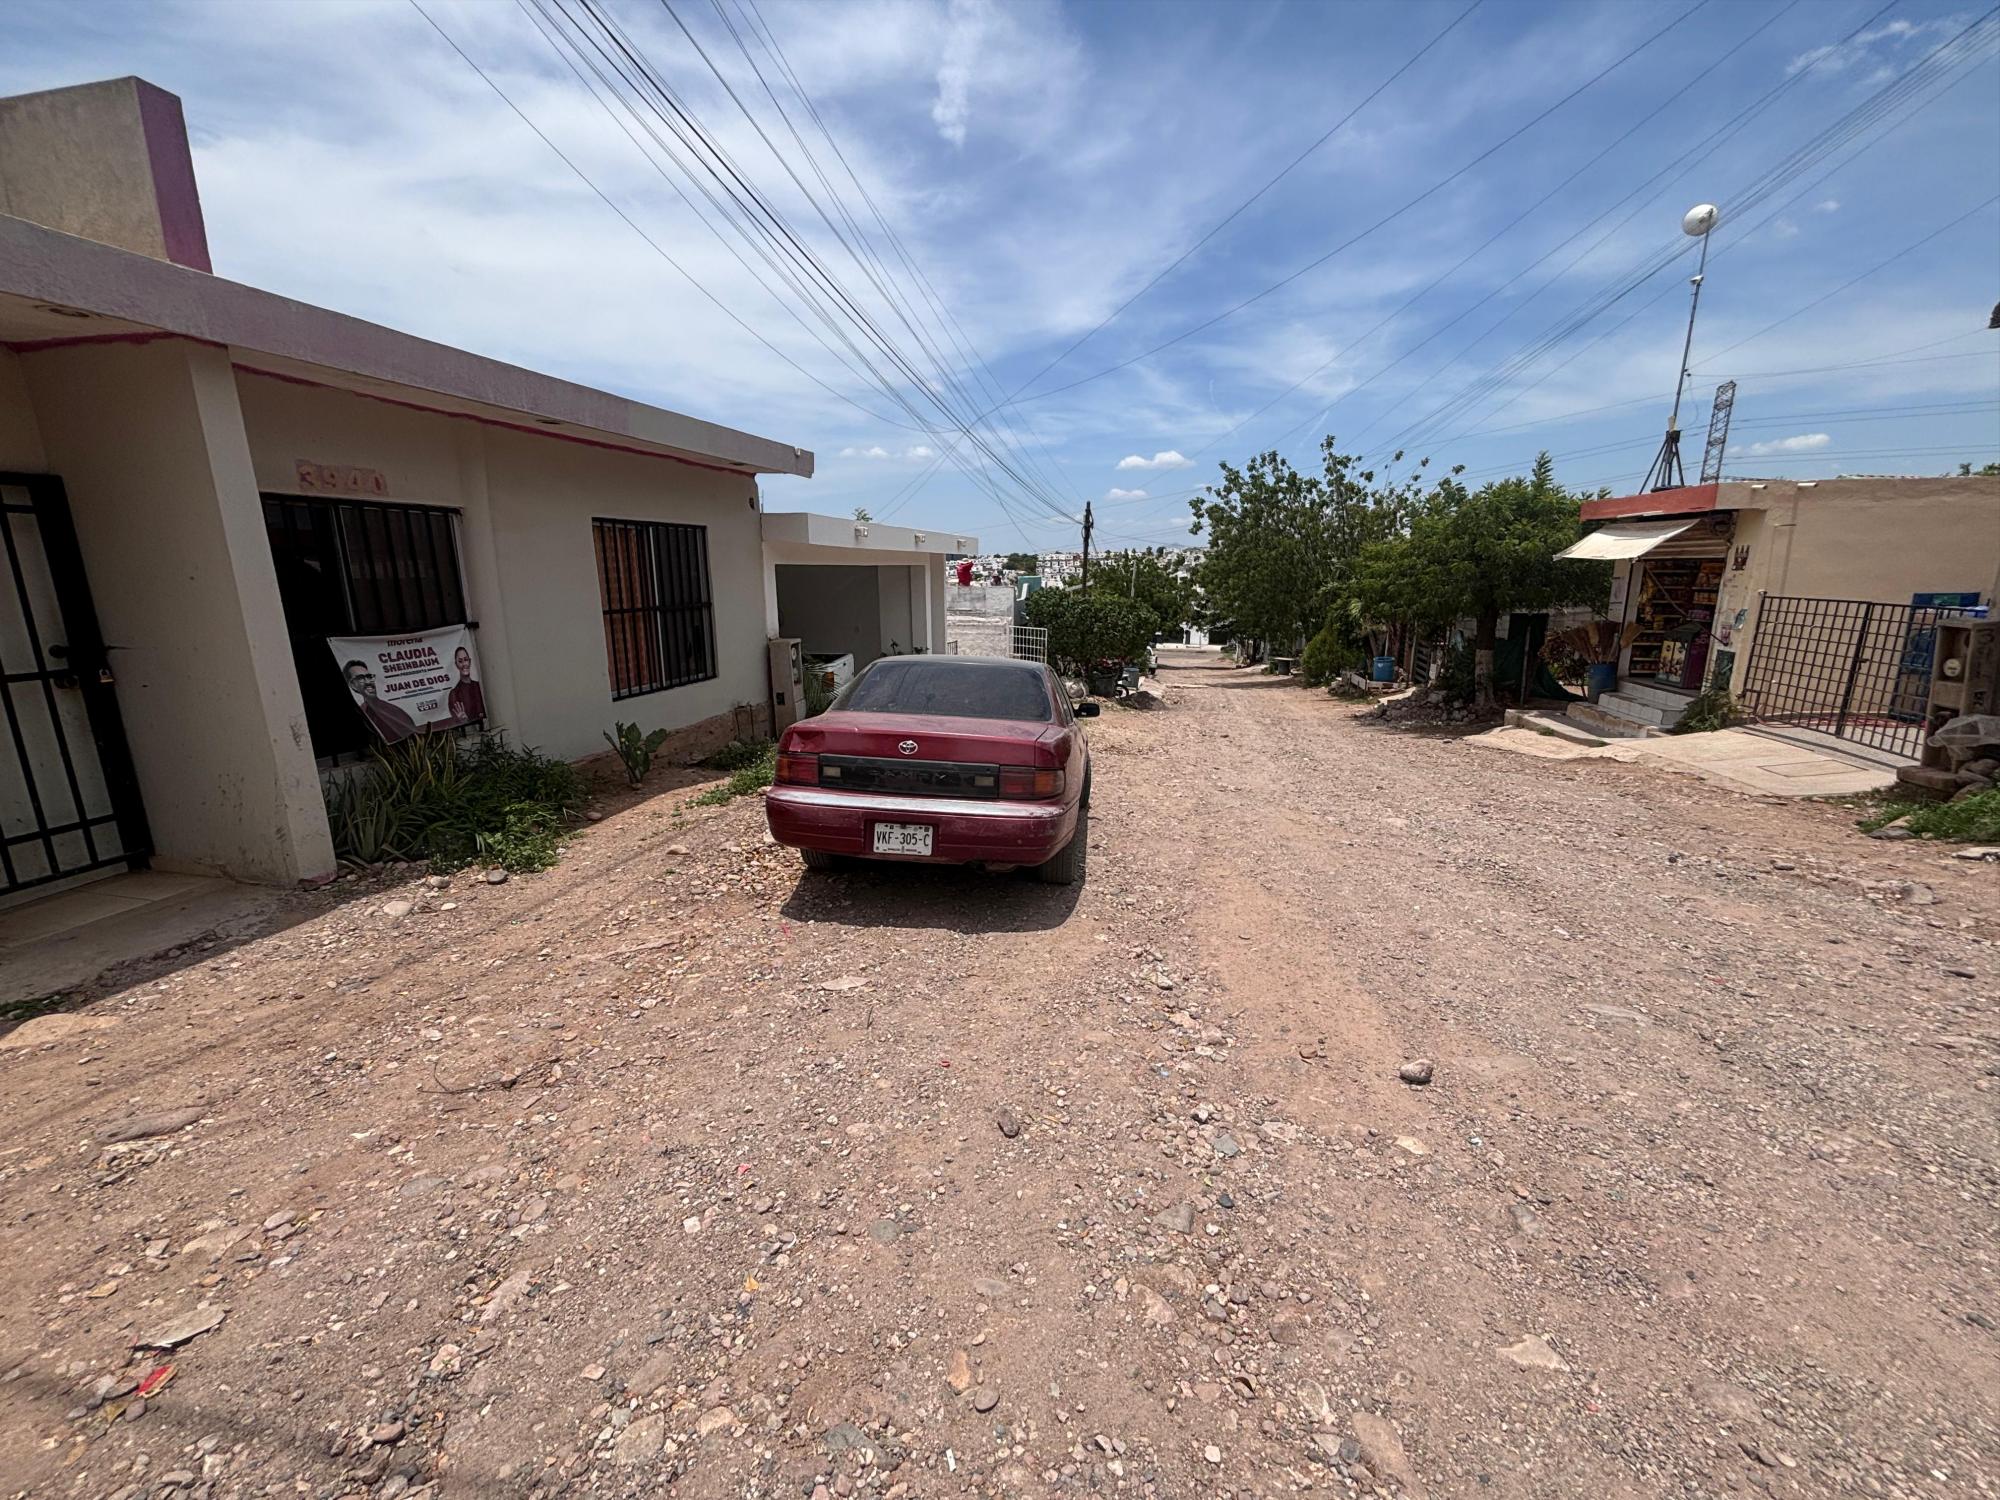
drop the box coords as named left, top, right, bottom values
left=1561, top=474, right=1999, bottom=751
left=0, top=77, right=969, bottom=903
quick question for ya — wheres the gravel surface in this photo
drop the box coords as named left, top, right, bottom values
left=2, top=647, right=1995, bottom=1500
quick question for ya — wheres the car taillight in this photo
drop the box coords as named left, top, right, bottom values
left=999, top=766, right=1064, bottom=799
left=775, top=751, right=819, bottom=785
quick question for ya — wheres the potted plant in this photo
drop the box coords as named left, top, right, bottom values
left=1542, top=621, right=1639, bottom=703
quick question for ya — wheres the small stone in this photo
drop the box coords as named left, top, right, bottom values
left=694, top=1405, right=735, bottom=1438
left=1203, top=1445, right=1222, bottom=1464
left=970, top=1385, right=1000, bottom=1413
left=581, top=1363, right=605, bottom=1381
left=368, top=1420, right=405, bottom=1444
left=867, top=1219, right=903, bottom=1243
left=380, top=899, right=414, bottom=919
left=1398, top=1058, right=1434, bottom=1086
left=972, top=1276, right=1011, bottom=1301
left=484, top=868, right=509, bottom=884
left=682, top=1216, right=702, bottom=1234
left=1212, top=1132, right=1241, bottom=1159
left=1153, top=1202, right=1196, bottom=1234
left=1497, top=1334, right=1569, bottom=1372
left=261, top=1210, right=296, bottom=1232
left=612, top=1412, right=666, bottom=1466
left=424, top=874, right=451, bottom=890
left=1393, top=1135, right=1430, bottom=1157
left=1769, top=858, right=1796, bottom=871
left=136, top=1305, right=226, bottom=1349
left=946, top=1349, right=973, bottom=1393
left=995, top=1106, right=1022, bottom=1139
left=1869, top=821, right=1914, bottom=840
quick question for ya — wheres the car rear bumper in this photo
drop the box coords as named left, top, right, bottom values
left=765, top=786, right=1076, bottom=865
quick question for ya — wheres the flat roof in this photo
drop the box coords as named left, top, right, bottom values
left=762, top=511, right=976, bottom=555
left=0, top=212, right=813, bottom=478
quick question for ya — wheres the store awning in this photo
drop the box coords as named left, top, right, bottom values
left=1556, top=518, right=1698, bottom=561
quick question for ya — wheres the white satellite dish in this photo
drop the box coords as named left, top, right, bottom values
left=1682, top=203, right=1721, bottom=237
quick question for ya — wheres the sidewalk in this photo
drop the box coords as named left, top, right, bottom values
left=1472, top=720, right=1898, bottom=797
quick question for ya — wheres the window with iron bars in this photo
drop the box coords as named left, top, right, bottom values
left=592, top=518, right=717, bottom=700
left=263, top=495, right=470, bottom=759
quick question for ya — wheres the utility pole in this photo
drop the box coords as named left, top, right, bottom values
left=1081, top=502, right=1093, bottom=591
left=1641, top=203, right=1719, bottom=493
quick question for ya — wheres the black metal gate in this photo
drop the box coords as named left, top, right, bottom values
left=1737, top=592, right=1951, bottom=761
left=0, top=473, right=150, bottom=897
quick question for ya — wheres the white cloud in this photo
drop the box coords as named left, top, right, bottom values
left=906, top=445, right=937, bottom=459
left=931, top=0, right=987, bottom=147
left=1106, top=486, right=1148, bottom=500
left=1771, top=217, right=1800, bottom=239
left=1786, top=18, right=1960, bottom=79
left=1815, top=198, right=1841, bottom=213
left=1744, top=433, right=1832, bottom=456
left=840, top=445, right=893, bottom=458
left=1116, top=449, right=1192, bottom=471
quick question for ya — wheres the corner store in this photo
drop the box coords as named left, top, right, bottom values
left=1558, top=474, right=1997, bottom=734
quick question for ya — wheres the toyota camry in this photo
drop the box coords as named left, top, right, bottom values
left=764, top=655, right=1096, bottom=884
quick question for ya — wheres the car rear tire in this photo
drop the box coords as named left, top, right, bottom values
left=799, top=848, right=841, bottom=872
left=1036, top=803, right=1088, bottom=885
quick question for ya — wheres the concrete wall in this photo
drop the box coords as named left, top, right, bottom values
left=1727, top=477, right=2000, bottom=606
left=776, top=565, right=883, bottom=665
left=16, top=340, right=333, bottom=883
left=234, top=371, right=768, bottom=764
left=0, top=350, right=48, bottom=470
left=0, top=77, right=211, bottom=270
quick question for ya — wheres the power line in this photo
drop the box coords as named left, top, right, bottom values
left=1015, top=0, right=1485, bottom=394
left=1008, top=0, right=1715, bottom=407
left=407, top=0, right=922, bottom=431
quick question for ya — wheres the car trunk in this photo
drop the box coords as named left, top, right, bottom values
left=786, top=713, right=1057, bottom=797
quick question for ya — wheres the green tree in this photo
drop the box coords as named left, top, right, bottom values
left=1957, top=461, right=2000, bottom=477
left=853, top=506, right=873, bottom=523
left=1353, top=453, right=1608, bottom=710
left=1097, top=547, right=1197, bottom=633
left=1003, top=551, right=1041, bottom=573
left=1189, top=438, right=1431, bottom=653
left=1024, top=587, right=1160, bottom=676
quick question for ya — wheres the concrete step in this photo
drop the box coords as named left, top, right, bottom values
left=1596, top=692, right=1668, bottom=726
left=1614, top=679, right=1697, bottom=714
left=1504, top=708, right=1608, bottom=746
left=1566, top=700, right=1667, bottom=739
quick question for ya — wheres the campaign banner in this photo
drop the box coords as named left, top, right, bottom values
left=327, top=626, right=486, bottom=745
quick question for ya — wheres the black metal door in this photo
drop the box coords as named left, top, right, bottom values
left=0, top=473, right=150, bottom=896
left=1736, top=592, right=1952, bottom=761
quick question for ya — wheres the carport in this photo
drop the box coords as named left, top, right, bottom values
left=761, top=512, right=976, bottom=666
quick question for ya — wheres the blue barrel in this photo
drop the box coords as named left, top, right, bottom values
left=1372, top=655, right=1396, bottom=683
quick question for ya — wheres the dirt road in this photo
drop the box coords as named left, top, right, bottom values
left=3, top=649, right=1995, bottom=1500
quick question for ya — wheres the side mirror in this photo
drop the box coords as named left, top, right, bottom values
left=1073, top=701, right=1101, bottom=718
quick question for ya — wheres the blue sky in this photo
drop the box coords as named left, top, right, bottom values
left=5, top=0, right=1997, bottom=552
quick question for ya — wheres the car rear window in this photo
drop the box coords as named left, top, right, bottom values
left=835, top=660, right=1052, bottom=721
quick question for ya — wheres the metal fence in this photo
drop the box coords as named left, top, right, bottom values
left=1011, top=625, right=1049, bottom=664
left=1737, top=593, right=1951, bottom=760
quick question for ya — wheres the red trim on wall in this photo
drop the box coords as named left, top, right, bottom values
left=134, top=80, right=213, bottom=273
left=1581, top=483, right=1720, bottom=521
left=3, top=329, right=222, bottom=354
left=233, top=365, right=758, bottom=478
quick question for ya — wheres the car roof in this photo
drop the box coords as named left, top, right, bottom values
left=865, top=656, right=1046, bottom=675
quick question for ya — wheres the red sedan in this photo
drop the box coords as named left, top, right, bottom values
left=765, top=656, right=1097, bottom=884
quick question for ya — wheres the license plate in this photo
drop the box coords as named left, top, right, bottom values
left=872, top=822, right=934, bottom=856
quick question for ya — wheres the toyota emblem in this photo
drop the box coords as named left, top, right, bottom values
left=897, top=739, right=920, bottom=756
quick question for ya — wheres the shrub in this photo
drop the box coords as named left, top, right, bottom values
left=322, top=732, right=583, bottom=873
left=1903, top=787, right=2000, bottom=842
left=1434, top=640, right=1477, bottom=705
left=690, top=742, right=776, bottom=806
left=1024, top=588, right=1160, bottom=676
left=1671, top=684, right=1741, bottom=735
left=1300, top=615, right=1367, bottom=688
left=605, top=721, right=671, bottom=786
